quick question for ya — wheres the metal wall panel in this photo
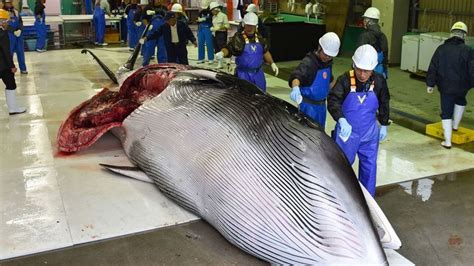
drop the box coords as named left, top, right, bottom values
left=418, top=0, right=474, bottom=34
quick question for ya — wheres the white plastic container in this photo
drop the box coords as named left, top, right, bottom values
left=418, top=32, right=450, bottom=72
left=400, top=34, right=420, bottom=73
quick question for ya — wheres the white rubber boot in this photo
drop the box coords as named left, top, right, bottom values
left=452, top=104, right=465, bottom=131
left=441, top=119, right=452, bottom=149
left=5, top=90, right=27, bottom=115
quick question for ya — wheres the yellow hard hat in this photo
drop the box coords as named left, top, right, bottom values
left=451, top=21, right=468, bottom=33
left=0, top=9, right=9, bottom=20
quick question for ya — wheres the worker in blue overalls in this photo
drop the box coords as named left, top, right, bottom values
left=34, top=0, right=46, bottom=52
left=133, top=0, right=148, bottom=53
left=196, top=1, right=214, bottom=64
left=215, top=12, right=278, bottom=92
left=141, top=6, right=167, bottom=66
left=93, top=0, right=111, bottom=46
left=3, top=0, right=27, bottom=74
left=357, top=7, right=388, bottom=79
left=327, top=45, right=390, bottom=197
left=288, top=32, right=340, bottom=129
left=125, top=0, right=138, bottom=51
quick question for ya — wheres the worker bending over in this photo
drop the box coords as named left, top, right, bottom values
left=289, top=32, right=340, bottom=129
left=215, top=12, right=278, bottom=92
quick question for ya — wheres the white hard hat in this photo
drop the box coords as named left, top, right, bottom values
left=319, top=32, right=340, bottom=57
left=451, top=21, right=468, bottom=33
left=352, top=44, right=378, bottom=70
left=209, top=1, right=220, bottom=10
left=139, top=0, right=148, bottom=5
left=363, top=7, right=380, bottom=20
left=200, top=0, right=210, bottom=9
left=246, top=3, right=257, bottom=13
left=243, top=12, right=258, bottom=26
left=171, top=3, right=183, bottom=13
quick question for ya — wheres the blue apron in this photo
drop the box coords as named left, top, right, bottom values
left=34, top=10, right=46, bottom=50
left=127, top=8, right=138, bottom=48
left=7, top=10, right=26, bottom=72
left=235, top=40, right=266, bottom=92
left=93, top=5, right=105, bottom=44
left=143, top=15, right=167, bottom=66
left=299, top=67, right=331, bottom=129
left=197, top=14, right=214, bottom=61
left=374, top=51, right=385, bottom=77
left=334, top=72, right=379, bottom=197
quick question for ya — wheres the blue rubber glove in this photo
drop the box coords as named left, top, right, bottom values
left=290, top=86, right=302, bottom=103
left=338, top=118, right=352, bottom=139
left=379, top=125, right=388, bottom=141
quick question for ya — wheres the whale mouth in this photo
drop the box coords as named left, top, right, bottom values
left=57, top=64, right=191, bottom=153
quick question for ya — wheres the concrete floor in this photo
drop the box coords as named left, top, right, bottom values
left=5, top=168, right=473, bottom=266
left=1, top=221, right=265, bottom=266
left=377, top=169, right=474, bottom=266
left=0, top=41, right=473, bottom=264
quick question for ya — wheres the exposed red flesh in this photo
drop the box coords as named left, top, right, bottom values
left=57, top=63, right=190, bottom=153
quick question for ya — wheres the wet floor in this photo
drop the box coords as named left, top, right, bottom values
left=376, top=169, right=474, bottom=266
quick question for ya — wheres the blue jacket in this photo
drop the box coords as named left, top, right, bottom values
left=148, top=21, right=196, bottom=48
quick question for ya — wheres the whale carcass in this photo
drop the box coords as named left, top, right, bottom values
left=57, top=65, right=400, bottom=264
